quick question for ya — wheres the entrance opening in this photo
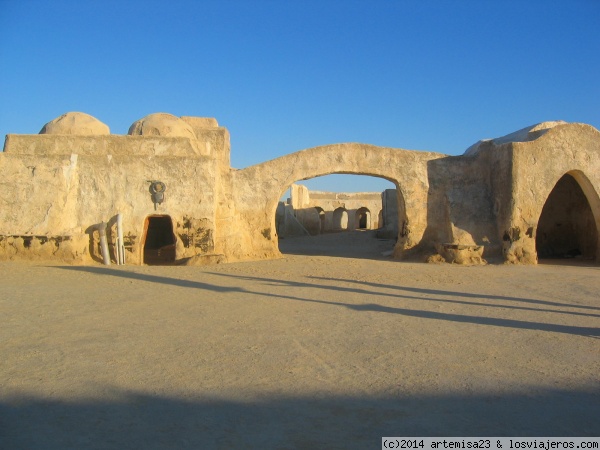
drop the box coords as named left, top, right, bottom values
left=143, top=215, right=177, bottom=265
left=536, top=174, right=598, bottom=261
left=356, top=207, right=370, bottom=229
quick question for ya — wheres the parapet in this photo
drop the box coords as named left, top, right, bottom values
left=3, top=112, right=229, bottom=163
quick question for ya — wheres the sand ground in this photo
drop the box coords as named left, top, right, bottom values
left=1, top=231, right=599, bottom=449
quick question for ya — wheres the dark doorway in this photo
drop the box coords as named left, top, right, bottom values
left=536, top=174, right=598, bottom=261
left=143, top=215, right=177, bottom=265
left=356, top=207, right=370, bottom=229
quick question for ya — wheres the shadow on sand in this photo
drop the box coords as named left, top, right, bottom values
left=1, top=387, right=599, bottom=449
left=55, top=266, right=600, bottom=338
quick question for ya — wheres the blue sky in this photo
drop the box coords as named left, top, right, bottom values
left=1, top=0, right=599, bottom=192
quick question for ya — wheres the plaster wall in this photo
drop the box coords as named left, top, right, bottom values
left=423, top=144, right=509, bottom=262
left=377, top=189, right=399, bottom=239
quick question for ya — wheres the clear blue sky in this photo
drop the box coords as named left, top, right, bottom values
left=1, top=0, right=598, bottom=192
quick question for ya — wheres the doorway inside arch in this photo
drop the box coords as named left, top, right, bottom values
left=536, top=174, right=598, bottom=262
left=142, top=215, right=177, bottom=265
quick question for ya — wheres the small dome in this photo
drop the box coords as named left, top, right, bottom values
left=40, top=112, right=110, bottom=135
left=128, top=113, right=196, bottom=139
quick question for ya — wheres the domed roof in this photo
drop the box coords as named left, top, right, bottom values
left=128, top=113, right=196, bottom=139
left=39, top=112, right=110, bottom=135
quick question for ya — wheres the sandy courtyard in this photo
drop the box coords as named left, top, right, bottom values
left=1, top=232, right=599, bottom=449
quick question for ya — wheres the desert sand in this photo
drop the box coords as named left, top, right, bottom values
left=1, top=231, right=599, bottom=449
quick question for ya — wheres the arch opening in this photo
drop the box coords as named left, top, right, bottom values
left=535, top=174, right=598, bottom=261
left=142, top=215, right=177, bottom=265
left=275, top=174, right=401, bottom=259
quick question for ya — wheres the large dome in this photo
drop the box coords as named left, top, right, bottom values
left=39, top=112, right=110, bottom=135
left=128, top=113, right=196, bottom=139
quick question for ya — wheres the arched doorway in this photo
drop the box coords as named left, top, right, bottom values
left=356, top=207, right=370, bottom=229
left=142, top=215, right=177, bottom=265
left=536, top=173, right=598, bottom=261
left=333, top=207, right=348, bottom=231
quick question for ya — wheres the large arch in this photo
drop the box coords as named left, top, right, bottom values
left=229, top=143, right=445, bottom=261
left=535, top=171, right=600, bottom=261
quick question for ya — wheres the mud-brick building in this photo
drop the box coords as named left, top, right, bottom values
left=1, top=112, right=599, bottom=265
left=0, top=113, right=232, bottom=265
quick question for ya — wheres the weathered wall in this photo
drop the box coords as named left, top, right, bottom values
left=377, top=189, right=399, bottom=239
left=275, top=202, right=310, bottom=237
left=422, top=143, right=510, bottom=263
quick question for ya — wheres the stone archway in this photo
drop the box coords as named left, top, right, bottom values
left=229, top=143, right=445, bottom=261
left=356, top=207, right=370, bottom=229
left=536, top=173, right=599, bottom=261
